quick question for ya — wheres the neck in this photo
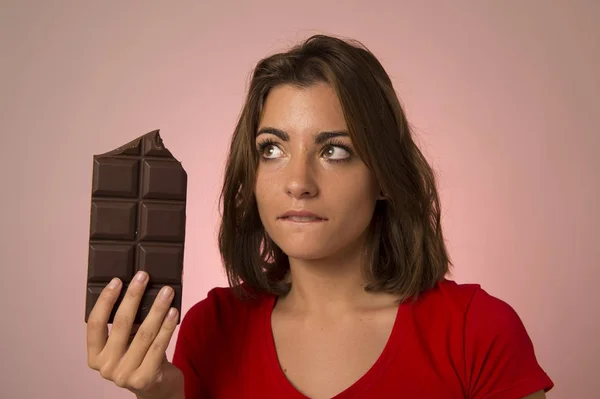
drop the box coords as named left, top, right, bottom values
left=288, top=259, right=363, bottom=306
left=279, top=243, right=391, bottom=315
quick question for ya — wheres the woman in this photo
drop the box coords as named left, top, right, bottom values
left=86, top=34, right=554, bottom=398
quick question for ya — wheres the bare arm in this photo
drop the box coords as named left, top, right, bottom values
left=522, top=390, right=546, bottom=399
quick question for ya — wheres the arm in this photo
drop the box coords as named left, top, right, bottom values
left=522, top=391, right=546, bottom=399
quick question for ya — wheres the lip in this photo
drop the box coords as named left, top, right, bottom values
left=278, top=210, right=327, bottom=222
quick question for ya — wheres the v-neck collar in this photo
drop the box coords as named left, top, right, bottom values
left=261, top=293, right=408, bottom=398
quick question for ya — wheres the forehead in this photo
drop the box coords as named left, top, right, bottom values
left=258, top=83, right=348, bottom=135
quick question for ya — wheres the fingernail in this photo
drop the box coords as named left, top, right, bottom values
left=160, top=286, right=173, bottom=299
left=167, top=308, right=177, bottom=319
left=108, top=278, right=121, bottom=289
left=135, top=271, right=148, bottom=283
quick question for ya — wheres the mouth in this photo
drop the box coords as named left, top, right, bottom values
left=279, top=215, right=326, bottom=223
left=278, top=210, right=327, bottom=223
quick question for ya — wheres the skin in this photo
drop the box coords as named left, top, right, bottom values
left=255, top=83, right=402, bottom=398
left=86, top=81, right=546, bottom=399
left=255, top=82, right=389, bottom=313
left=525, top=392, right=547, bottom=399
left=254, top=83, right=546, bottom=399
left=86, top=273, right=184, bottom=399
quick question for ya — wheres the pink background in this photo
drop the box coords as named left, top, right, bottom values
left=1, top=1, right=598, bottom=398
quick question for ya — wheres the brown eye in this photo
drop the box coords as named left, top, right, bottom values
left=261, top=144, right=283, bottom=159
left=322, top=145, right=350, bottom=160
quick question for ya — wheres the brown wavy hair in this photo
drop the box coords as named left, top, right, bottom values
left=218, top=34, right=452, bottom=303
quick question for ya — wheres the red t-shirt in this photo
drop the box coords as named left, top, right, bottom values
left=172, top=279, right=554, bottom=398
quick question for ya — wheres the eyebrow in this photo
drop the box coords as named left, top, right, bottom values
left=256, top=127, right=349, bottom=145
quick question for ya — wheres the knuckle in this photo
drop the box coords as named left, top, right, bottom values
left=112, top=371, right=130, bottom=388
left=99, top=365, right=114, bottom=381
left=164, top=317, right=178, bottom=330
left=127, top=284, right=145, bottom=298
left=87, top=356, right=99, bottom=371
left=97, top=292, right=118, bottom=307
left=129, top=374, right=151, bottom=391
left=87, top=318, right=105, bottom=331
left=101, top=284, right=120, bottom=297
left=111, top=314, right=132, bottom=332
left=161, top=322, right=177, bottom=338
left=136, top=328, right=156, bottom=343
left=150, top=340, right=166, bottom=354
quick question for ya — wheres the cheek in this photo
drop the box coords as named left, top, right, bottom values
left=255, top=171, right=276, bottom=215
left=338, top=188, right=377, bottom=221
left=326, top=172, right=378, bottom=231
left=336, top=170, right=379, bottom=205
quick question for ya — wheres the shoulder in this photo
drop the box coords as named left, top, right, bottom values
left=417, top=279, right=522, bottom=328
left=181, top=284, right=272, bottom=332
left=430, top=279, right=532, bottom=345
left=173, top=286, right=274, bottom=396
left=421, top=279, right=538, bottom=354
left=182, top=287, right=270, bottom=325
left=186, top=285, right=257, bottom=315
left=418, top=278, right=481, bottom=308
left=419, top=279, right=554, bottom=397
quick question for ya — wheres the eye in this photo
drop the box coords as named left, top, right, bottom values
left=322, top=144, right=351, bottom=161
left=264, top=145, right=283, bottom=158
left=257, top=140, right=284, bottom=160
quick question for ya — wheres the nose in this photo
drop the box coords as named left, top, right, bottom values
left=284, top=153, right=318, bottom=199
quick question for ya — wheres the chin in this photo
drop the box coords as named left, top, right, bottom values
left=274, top=240, right=335, bottom=261
left=275, top=236, right=355, bottom=262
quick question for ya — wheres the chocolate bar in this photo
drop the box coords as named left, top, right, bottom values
left=85, top=130, right=186, bottom=324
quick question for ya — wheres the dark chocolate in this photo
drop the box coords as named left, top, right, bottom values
left=85, top=130, right=186, bottom=324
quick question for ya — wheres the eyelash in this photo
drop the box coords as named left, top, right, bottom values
left=256, top=139, right=354, bottom=163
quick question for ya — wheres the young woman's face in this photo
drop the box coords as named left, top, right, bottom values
left=254, top=83, right=381, bottom=261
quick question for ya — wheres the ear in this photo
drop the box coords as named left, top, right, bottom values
left=377, top=190, right=387, bottom=201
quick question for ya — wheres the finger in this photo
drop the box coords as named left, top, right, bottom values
left=105, top=271, right=149, bottom=354
left=87, top=277, right=122, bottom=363
left=137, top=307, right=178, bottom=375
left=127, top=324, right=141, bottom=345
left=123, top=286, right=175, bottom=369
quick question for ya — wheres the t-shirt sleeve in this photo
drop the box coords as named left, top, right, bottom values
left=464, top=288, right=554, bottom=399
